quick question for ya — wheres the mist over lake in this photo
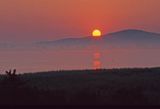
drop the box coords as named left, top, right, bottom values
left=0, top=47, right=160, bottom=74
left=0, top=29, right=160, bottom=74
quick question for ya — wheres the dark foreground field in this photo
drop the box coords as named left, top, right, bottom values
left=0, top=67, right=160, bottom=106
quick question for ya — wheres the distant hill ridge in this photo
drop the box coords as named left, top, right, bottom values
left=37, top=29, right=160, bottom=49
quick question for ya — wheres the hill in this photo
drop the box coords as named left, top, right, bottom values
left=0, top=67, right=160, bottom=105
left=37, top=29, right=160, bottom=49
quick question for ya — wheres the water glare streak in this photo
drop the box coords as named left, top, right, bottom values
left=93, top=52, right=102, bottom=70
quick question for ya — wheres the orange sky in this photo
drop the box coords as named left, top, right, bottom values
left=0, top=0, right=160, bottom=42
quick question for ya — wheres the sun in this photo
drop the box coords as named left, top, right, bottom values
left=92, top=29, right=102, bottom=38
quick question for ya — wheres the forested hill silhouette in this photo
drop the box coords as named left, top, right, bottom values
left=1, top=67, right=160, bottom=105
left=37, top=29, right=160, bottom=49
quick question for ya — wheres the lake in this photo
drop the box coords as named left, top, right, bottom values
left=0, top=47, right=160, bottom=74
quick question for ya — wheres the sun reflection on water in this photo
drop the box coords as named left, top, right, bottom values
left=93, top=52, right=101, bottom=69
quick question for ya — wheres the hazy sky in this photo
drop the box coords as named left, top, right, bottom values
left=0, top=0, right=160, bottom=42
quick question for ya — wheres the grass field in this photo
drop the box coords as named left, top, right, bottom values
left=0, top=67, right=160, bottom=105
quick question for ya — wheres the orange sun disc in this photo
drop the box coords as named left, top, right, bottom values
left=92, top=29, right=102, bottom=38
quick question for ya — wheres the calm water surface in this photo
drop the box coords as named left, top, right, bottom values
left=0, top=48, right=160, bottom=74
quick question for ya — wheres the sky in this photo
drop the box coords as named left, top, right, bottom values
left=0, top=0, right=160, bottom=42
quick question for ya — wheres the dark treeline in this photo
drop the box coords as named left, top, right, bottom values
left=0, top=67, right=160, bottom=105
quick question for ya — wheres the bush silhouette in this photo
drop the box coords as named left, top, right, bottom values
left=5, top=69, right=17, bottom=80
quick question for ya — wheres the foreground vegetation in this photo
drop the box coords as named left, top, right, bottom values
left=0, top=67, right=160, bottom=105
